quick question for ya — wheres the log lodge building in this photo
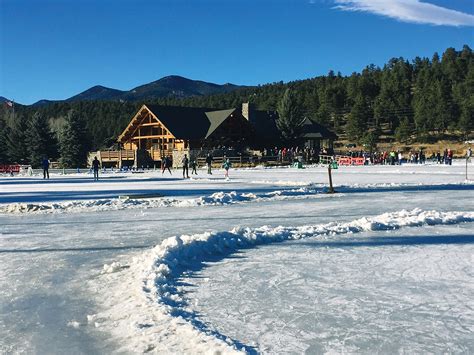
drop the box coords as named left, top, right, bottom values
left=92, top=103, right=336, bottom=168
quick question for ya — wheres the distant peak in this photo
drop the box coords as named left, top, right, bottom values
left=159, top=75, right=189, bottom=81
left=89, top=85, right=113, bottom=90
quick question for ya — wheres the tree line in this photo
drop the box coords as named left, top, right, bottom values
left=0, top=45, right=472, bottom=167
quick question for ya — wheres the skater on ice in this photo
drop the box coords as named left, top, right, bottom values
left=223, top=158, right=231, bottom=179
left=42, top=157, right=50, bottom=179
left=162, top=155, right=172, bottom=175
left=190, top=158, right=198, bottom=175
left=206, top=153, right=213, bottom=175
left=92, top=156, right=100, bottom=181
left=182, top=154, right=190, bottom=179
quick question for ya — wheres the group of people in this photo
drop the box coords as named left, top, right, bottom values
left=164, top=153, right=231, bottom=179
left=40, top=156, right=101, bottom=180
left=27, top=146, right=473, bottom=181
left=262, top=146, right=331, bottom=164
left=345, top=147, right=463, bottom=166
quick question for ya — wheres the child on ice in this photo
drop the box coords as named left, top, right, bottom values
left=223, top=158, right=231, bottom=178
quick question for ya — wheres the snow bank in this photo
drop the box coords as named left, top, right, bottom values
left=0, top=188, right=322, bottom=214
left=93, top=209, right=474, bottom=354
left=3, top=181, right=472, bottom=215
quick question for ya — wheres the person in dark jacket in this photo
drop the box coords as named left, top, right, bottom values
left=182, top=154, right=189, bottom=178
left=42, top=157, right=50, bottom=179
left=92, top=156, right=100, bottom=181
left=190, top=158, right=198, bottom=175
left=206, top=153, right=213, bottom=175
left=162, top=155, right=172, bottom=175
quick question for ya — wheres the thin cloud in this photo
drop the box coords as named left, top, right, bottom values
left=332, top=0, right=474, bottom=26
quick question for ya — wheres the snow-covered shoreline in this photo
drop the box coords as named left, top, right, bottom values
left=2, top=181, right=473, bottom=214
left=90, top=209, right=474, bottom=354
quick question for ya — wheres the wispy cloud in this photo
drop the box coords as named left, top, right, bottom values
left=332, top=0, right=474, bottom=26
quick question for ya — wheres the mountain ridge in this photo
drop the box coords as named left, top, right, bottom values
left=29, top=75, right=249, bottom=106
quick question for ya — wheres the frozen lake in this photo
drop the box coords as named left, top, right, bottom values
left=1, top=162, right=473, bottom=354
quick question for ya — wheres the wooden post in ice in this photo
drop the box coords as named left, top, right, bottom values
left=467, top=157, right=469, bottom=180
left=327, top=165, right=335, bottom=194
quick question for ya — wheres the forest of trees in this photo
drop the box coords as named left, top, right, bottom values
left=0, top=45, right=472, bottom=167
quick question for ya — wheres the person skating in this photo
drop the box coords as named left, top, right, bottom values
left=447, top=149, right=453, bottom=165
left=206, top=153, right=213, bottom=175
left=42, top=157, right=50, bottom=179
left=190, top=158, right=198, bottom=175
left=182, top=154, right=189, bottom=179
left=162, top=156, right=172, bottom=175
left=92, top=156, right=100, bottom=181
left=223, top=158, right=231, bottom=178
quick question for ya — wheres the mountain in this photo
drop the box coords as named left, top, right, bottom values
left=66, top=85, right=126, bottom=102
left=31, top=75, right=249, bottom=106
left=121, top=76, right=244, bottom=101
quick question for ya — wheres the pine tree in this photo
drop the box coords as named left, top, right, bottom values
left=413, top=66, right=437, bottom=134
left=0, top=113, right=9, bottom=163
left=458, top=96, right=474, bottom=138
left=276, top=88, right=304, bottom=143
left=27, top=111, right=55, bottom=167
left=395, top=117, right=412, bottom=143
left=346, top=96, right=370, bottom=142
left=6, top=113, right=29, bottom=164
left=59, top=110, right=89, bottom=168
left=361, top=131, right=378, bottom=153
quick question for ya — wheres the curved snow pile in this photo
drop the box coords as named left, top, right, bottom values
left=0, top=188, right=322, bottom=214
left=2, top=181, right=472, bottom=214
left=93, top=209, right=474, bottom=354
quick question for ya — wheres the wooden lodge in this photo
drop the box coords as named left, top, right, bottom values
left=90, top=103, right=337, bottom=168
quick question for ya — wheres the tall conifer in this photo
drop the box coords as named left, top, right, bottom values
left=59, top=110, right=89, bottom=168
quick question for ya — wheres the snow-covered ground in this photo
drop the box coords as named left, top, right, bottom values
left=1, top=162, right=473, bottom=354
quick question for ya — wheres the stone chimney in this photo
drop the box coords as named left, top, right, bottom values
left=242, top=102, right=252, bottom=122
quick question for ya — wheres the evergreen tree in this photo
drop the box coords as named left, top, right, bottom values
left=346, top=96, right=370, bottom=142
left=361, top=131, right=378, bottom=153
left=6, top=113, right=29, bottom=164
left=276, top=88, right=304, bottom=143
left=458, top=96, right=474, bottom=138
left=314, top=102, right=331, bottom=126
left=59, top=110, right=89, bottom=168
left=395, top=117, right=412, bottom=143
left=0, top=113, right=9, bottom=163
left=27, top=111, right=55, bottom=167
left=413, top=65, right=437, bottom=134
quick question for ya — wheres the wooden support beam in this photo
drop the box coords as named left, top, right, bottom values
left=131, top=135, right=175, bottom=140
left=140, top=123, right=162, bottom=127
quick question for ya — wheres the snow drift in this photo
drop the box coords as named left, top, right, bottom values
left=0, top=188, right=323, bottom=214
left=94, top=209, right=474, bottom=354
left=3, top=181, right=472, bottom=214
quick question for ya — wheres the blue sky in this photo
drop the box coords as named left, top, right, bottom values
left=0, top=0, right=473, bottom=105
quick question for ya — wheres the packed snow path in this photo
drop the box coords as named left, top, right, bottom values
left=1, top=163, right=473, bottom=354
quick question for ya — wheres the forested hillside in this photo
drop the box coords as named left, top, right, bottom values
left=0, top=45, right=472, bottom=166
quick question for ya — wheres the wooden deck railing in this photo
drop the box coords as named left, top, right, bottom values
left=99, top=150, right=135, bottom=161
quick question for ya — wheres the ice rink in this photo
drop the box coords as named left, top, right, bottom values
left=1, top=162, right=473, bottom=354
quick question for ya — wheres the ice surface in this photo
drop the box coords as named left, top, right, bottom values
left=1, top=162, right=473, bottom=354
left=185, top=224, right=474, bottom=354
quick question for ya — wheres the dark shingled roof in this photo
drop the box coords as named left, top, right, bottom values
left=145, top=105, right=212, bottom=140
left=251, top=113, right=337, bottom=141
left=251, top=110, right=280, bottom=141
left=300, top=118, right=338, bottom=140
left=120, top=104, right=337, bottom=144
left=144, top=105, right=238, bottom=140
